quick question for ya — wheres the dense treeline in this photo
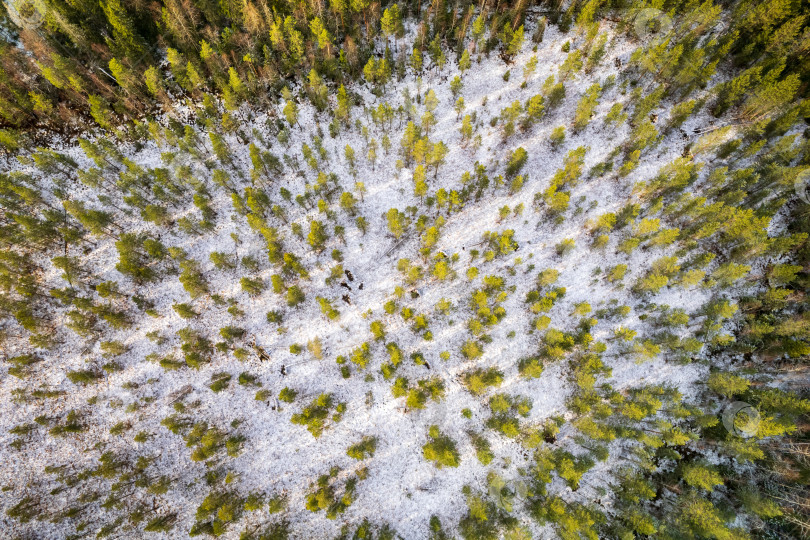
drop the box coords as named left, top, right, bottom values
left=0, top=0, right=531, bottom=136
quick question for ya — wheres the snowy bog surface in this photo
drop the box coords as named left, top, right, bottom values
left=0, top=21, right=753, bottom=539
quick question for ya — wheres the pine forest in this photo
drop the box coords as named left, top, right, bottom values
left=0, top=0, right=809, bottom=538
